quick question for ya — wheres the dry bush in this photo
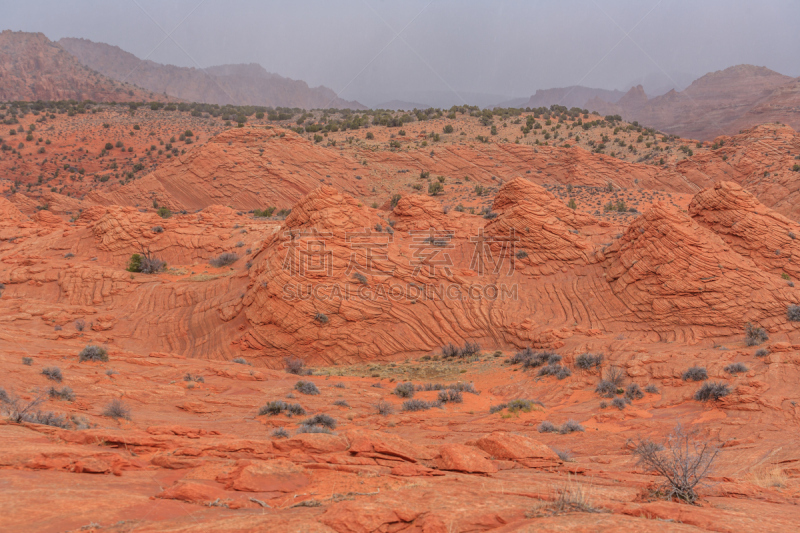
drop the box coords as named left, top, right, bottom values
left=285, top=357, right=311, bottom=375
left=209, top=252, right=238, bottom=268
left=294, top=381, right=320, bottom=395
left=747, top=466, right=788, bottom=489
left=102, top=399, right=131, bottom=420
left=79, top=345, right=108, bottom=362
left=632, top=424, right=718, bottom=503
left=745, top=322, right=768, bottom=346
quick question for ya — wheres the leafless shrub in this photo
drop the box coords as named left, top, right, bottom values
left=49, top=386, right=75, bottom=401
left=694, top=382, right=730, bottom=402
left=625, top=383, right=644, bottom=401
left=232, top=357, right=249, bottom=365
left=259, top=401, right=305, bottom=416
left=644, top=384, right=659, bottom=394
left=74, top=319, right=86, bottom=331
left=271, top=427, right=289, bottom=439
left=595, top=380, right=617, bottom=398
left=79, top=345, right=108, bottom=362
left=560, top=420, right=585, bottom=434
left=302, top=413, right=336, bottom=429
left=611, top=397, right=629, bottom=410
left=538, top=364, right=571, bottom=380
left=538, top=421, right=558, bottom=433
left=437, top=389, right=463, bottom=403
left=401, top=399, right=440, bottom=411
left=285, top=357, right=311, bottom=375
left=788, top=304, right=800, bottom=322
left=22, top=357, right=33, bottom=366
left=575, top=353, right=603, bottom=370
left=294, top=380, right=320, bottom=395
left=102, top=399, right=131, bottom=420
left=682, top=366, right=707, bottom=382
left=724, top=362, right=747, bottom=374
left=41, top=367, right=63, bottom=382
left=632, top=425, right=718, bottom=503
left=553, top=448, right=573, bottom=462
left=209, top=252, right=238, bottom=268
left=745, top=322, right=768, bottom=346
left=333, top=399, right=349, bottom=407
left=754, top=348, right=769, bottom=357
left=605, top=366, right=625, bottom=387
left=393, top=382, right=415, bottom=398
left=376, top=401, right=394, bottom=416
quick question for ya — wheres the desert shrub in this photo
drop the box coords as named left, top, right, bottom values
left=745, top=322, right=768, bottom=346
left=595, top=380, right=617, bottom=398
left=694, top=382, right=730, bottom=402
left=632, top=424, right=718, bottom=503
left=575, top=353, right=604, bottom=370
left=294, top=381, right=320, bottom=395
left=333, top=382, right=346, bottom=389
left=74, top=319, right=86, bottom=331
left=447, top=382, right=478, bottom=394
left=560, top=420, right=585, bottom=434
left=79, top=345, right=108, bottom=362
left=418, top=383, right=445, bottom=391
left=232, top=357, right=249, bottom=365
left=302, top=413, right=336, bottom=429
left=507, top=399, right=543, bottom=412
left=461, top=341, right=480, bottom=357
left=151, top=226, right=164, bottom=233
left=724, top=362, right=748, bottom=374
left=313, top=312, right=329, bottom=324
left=625, top=383, right=644, bottom=401
left=48, top=386, right=74, bottom=401
left=754, top=348, right=769, bottom=357
left=271, top=427, right=289, bottom=439
left=41, top=367, right=62, bottom=382
left=132, top=252, right=166, bottom=274
left=644, top=384, right=659, bottom=394
left=402, top=399, right=440, bottom=411
left=209, top=253, right=238, bottom=267
left=333, top=399, right=349, bottom=407
left=22, top=357, right=32, bottom=366
left=352, top=272, right=368, bottom=285
left=437, top=389, right=463, bottom=403
left=285, top=357, right=311, bottom=375
left=259, top=401, right=305, bottom=416
left=489, top=403, right=507, bottom=414
left=538, top=364, right=571, bottom=380
left=604, top=366, right=626, bottom=387
left=183, top=373, right=204, bottom=383
left=682, top=366, right=708, bottom=382
left=787, top=305, right=800, bottom=322
left=377, top=401, right=394, bottom=415
left=393, top=382, right=415, bottom=398
left=441, top=340, right=480, bottom=359
left=441, top=343, right=460, bottom=358
left=297, top=424, right=331, bottom=434
left=611, top=397, right=629, bottom=410
left=553, top=448, right=573, bottom=462
left=102, top=399, right=131, bottom=420
left=538, top=421, right=558, bottom=433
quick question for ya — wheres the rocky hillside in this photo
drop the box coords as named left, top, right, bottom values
left=587, top=65, right=800, bottom=139
left=58, top=37, right=366, bottom=110
left=0, top=31, right=160, bottom=102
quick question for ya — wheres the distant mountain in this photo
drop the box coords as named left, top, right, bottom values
left=524, top=86, right=626, bottom=110
left=0, top=30, right=161, bottom=102
left=58, top=37, right=366, bottom=110
left=586, top=65, right=800, bottom=139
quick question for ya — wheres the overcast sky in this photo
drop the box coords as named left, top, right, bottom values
left=4, top=0, right=799, bottom=106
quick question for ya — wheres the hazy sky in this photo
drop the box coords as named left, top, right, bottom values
left=4, top=0, right=799, bottom=106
